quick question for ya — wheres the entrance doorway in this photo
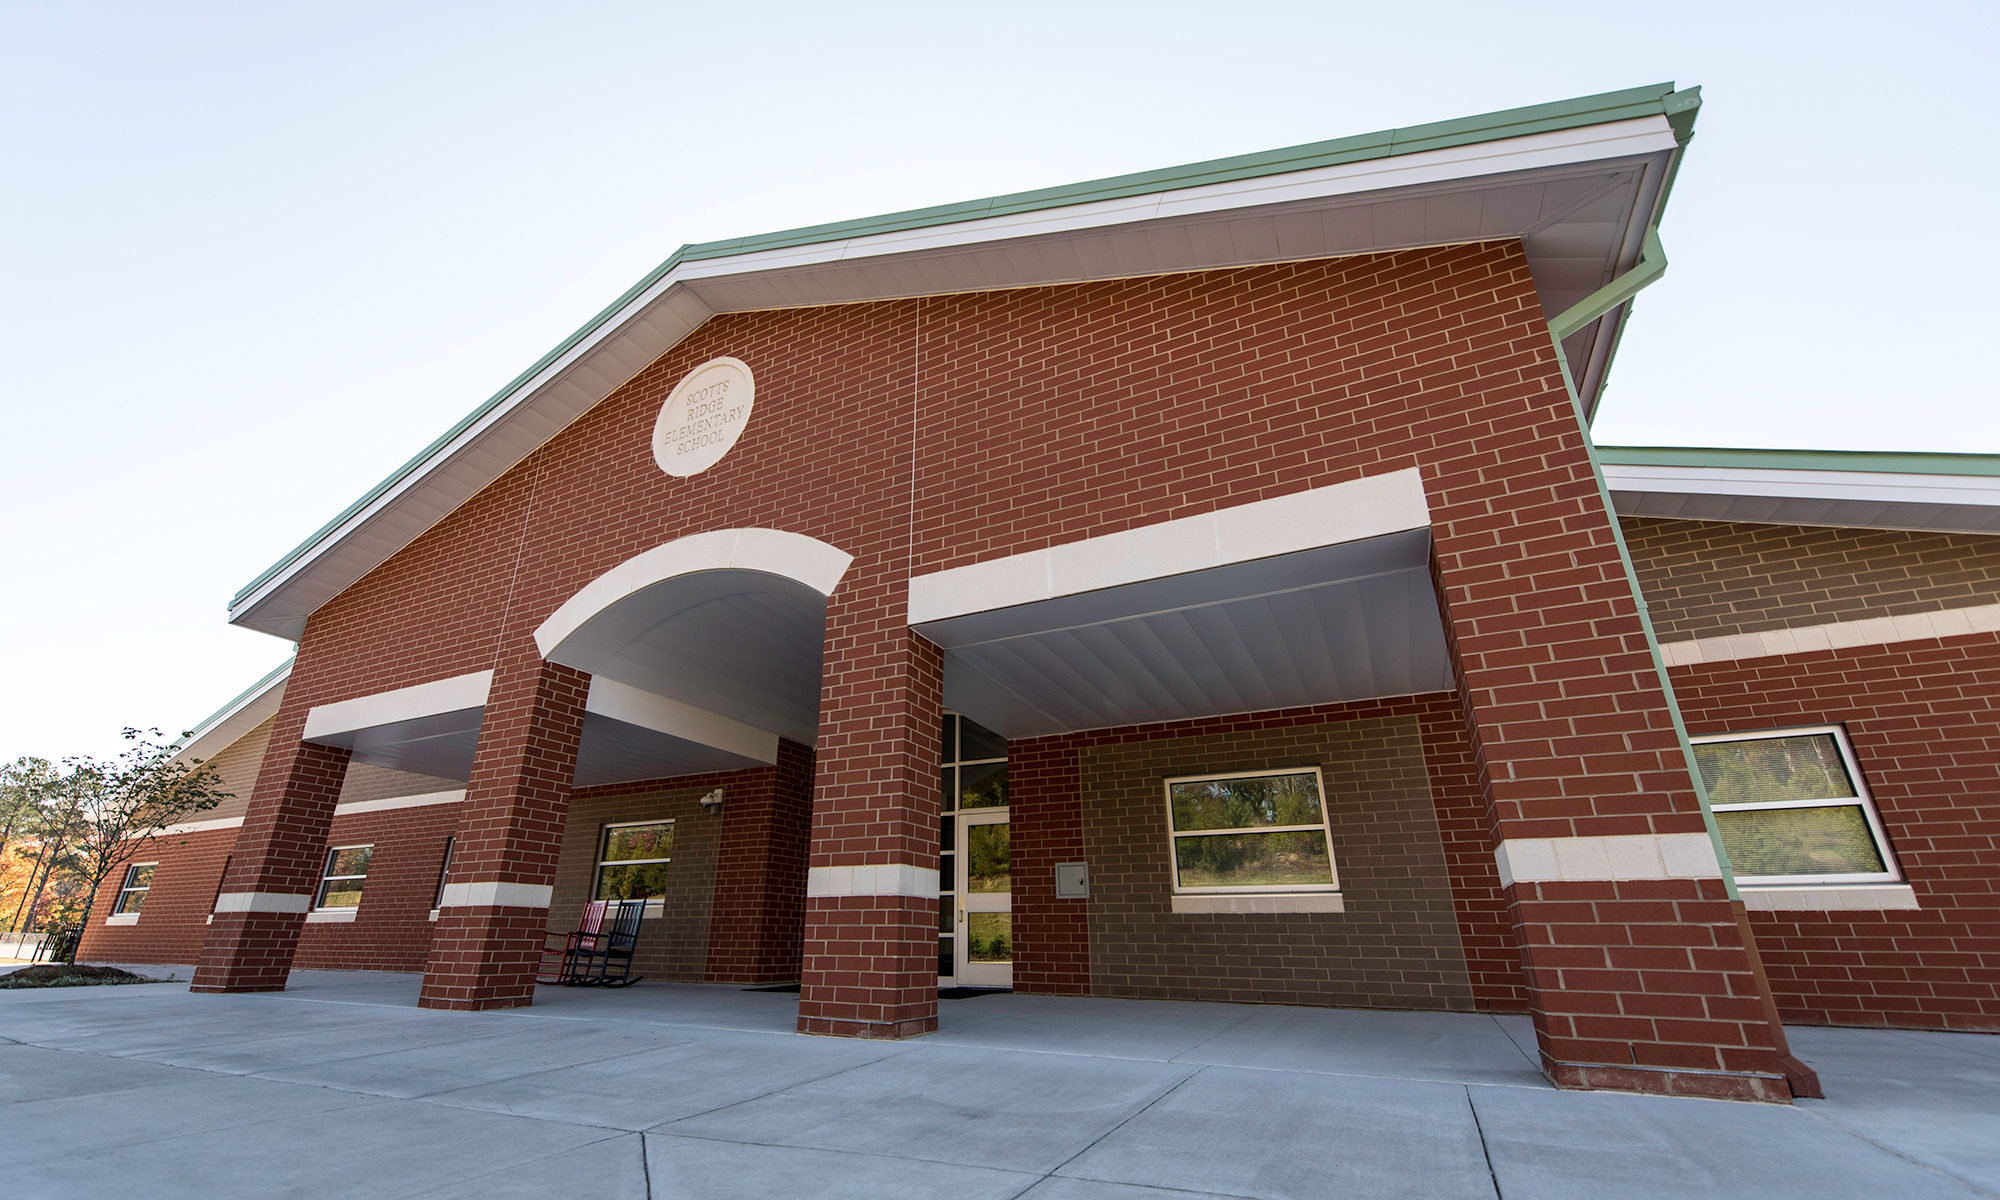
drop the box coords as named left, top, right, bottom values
left=938, top=713, right=1009, bottom=988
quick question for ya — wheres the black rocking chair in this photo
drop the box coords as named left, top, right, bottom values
left=561, top=898, right=647, bottom=987
left=536, top=899, right=608, bottom=985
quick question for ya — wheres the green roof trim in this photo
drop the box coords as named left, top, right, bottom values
left=233, top=82, right=1701, bottom=615
left=1599, top=446, right=2000, bottom=479
left=173, top=656, right=293, bottom=753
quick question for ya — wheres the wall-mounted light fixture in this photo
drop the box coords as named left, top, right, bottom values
left=697, top=788, right=725, bottom=816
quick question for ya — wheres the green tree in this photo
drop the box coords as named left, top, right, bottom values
left=42, top=729, right=231, bottom=964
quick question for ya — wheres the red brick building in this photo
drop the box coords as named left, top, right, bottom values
left=81, top=84, right=2000, bottom=1103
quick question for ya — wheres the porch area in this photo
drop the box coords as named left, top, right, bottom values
left=5, top=966, right=1996, bottom=1199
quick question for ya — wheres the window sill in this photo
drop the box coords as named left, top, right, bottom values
left=1740, top=884, right=1918, bottom=912
left=105, top=913, right=140, bottom=926
left=1171, top=892, right=1344, bottom=915
left=428, top=908, right=440, bottom=922
left=306, top=908, right=358, bottom=923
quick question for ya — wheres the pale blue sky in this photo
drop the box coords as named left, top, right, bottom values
left=3, top=1, right=1994, bottom=761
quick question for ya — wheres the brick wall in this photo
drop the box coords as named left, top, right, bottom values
left=211, top=242, right=1772, bottom=1074
left=546, top=775, right=734, bottom=983
left=293, top=801, right=461, bottom=971
left=1623, top=517, right=2000, bottom=643
left=1670, top=629, right=2000, bottom=1031
left=78, top=826, right=238, bottom=967
left=1010, top=694, right=1523, bottom=1011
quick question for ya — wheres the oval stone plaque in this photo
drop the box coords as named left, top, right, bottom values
left=652, top=356, right=754, bottom=477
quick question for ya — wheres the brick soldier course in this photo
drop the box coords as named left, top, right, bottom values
left=79, top=85, right=2000, bottom=1104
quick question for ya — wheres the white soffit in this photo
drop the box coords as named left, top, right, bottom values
left=1607, top=465, right=2000, bottom=535
left=909, top=468, right=1431, bottom=625
left=231, top=115, right=1678, bottom=641
left=575, top=676, right=779, bottom=789
left=912, top=471, right=1447, bottom=738
left=297, top=668, right=784, bottom=787
left=303, top=671, right=495, bottom=742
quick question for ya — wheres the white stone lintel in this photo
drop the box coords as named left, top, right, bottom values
left=1496, top=833, right=1722, bottom=886
left=805, top=864, right=940, bottom=899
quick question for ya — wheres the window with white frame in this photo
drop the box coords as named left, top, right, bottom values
left=314, top=845, right=374, bottom=909
left=113, top=863, right=156, bottom=914
left=594, top=821, right=673, bottom=902
left=1164, top=768, right=1338, bottom=892
left=1690, top=726, right=1899, bottom=885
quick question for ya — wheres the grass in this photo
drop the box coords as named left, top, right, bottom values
left=0, top=964, right=169, bottom=989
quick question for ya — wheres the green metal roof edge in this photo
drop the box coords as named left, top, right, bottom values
left=173, top=656, right=294, bottom=752
left=233, top=82, right=1696, bottom=614
left=1598, top=446, right=2000, bottom=479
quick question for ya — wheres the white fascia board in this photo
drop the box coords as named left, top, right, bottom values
left=584, top=677, right=780, bottom=765
left=302, top=670, right=494, bottom=742
left=1605, top=464, right=2000, bottom=512
left=229, top=121, right=1673, bottom=639
left=909, top=467, right=1430, bottom=625
left=676, top=118, right=1675, bottom=280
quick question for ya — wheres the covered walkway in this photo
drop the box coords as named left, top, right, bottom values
left=3, top=968, right=1997, bottom=1198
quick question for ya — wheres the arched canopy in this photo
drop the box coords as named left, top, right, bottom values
left=534, top=529, right=853, bottom=746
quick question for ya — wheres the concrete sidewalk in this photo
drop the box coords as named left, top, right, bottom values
left=1, top=968, right=1995, bottom=1199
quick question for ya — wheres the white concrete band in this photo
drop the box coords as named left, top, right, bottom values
left=438, top=881, right=554, bottom=910
left=333, top=789, right=468, bottom=817
left=535, top=528, right=853, bottom=659
left=1659, top=601, right=2000, bottom=669
left=805, top=864, right=941, bottom=899
left=908, top=467, right=1431, bottom=625
left=1741, top=884, right=1919, bottom=912
left=584, top=677, right=780, bottom=764
left=213, top=891, right=312, bottom=915
left=1495, top=833, right=1722, bottom=888
left=303, top=670, right=495, bottom=741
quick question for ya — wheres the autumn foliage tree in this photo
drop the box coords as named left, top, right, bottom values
left=26, top=730, right=231, bottom=964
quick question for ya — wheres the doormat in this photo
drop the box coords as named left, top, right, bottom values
left=741, top=984, right=1011, bottom=1000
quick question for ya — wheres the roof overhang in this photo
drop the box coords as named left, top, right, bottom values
left=229, top=84, right=1700, bottom=641
left=1602, top=447, right=2000, bottom=535
left=173, top=658, right=290, bottom=765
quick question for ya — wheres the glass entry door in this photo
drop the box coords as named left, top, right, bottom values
left=938, top=712, right=1009, bottom=988
left=953, top=810, right=1011, bottom=987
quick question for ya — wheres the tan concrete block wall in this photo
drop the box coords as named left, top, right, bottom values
left=1623, top=517, right=2000, bottom=642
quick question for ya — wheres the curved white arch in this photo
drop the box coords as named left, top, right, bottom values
left=534, top=528, right=853, bottom=660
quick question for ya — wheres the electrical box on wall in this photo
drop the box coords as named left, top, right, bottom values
left=1054, top=862, right=1090, bottom=899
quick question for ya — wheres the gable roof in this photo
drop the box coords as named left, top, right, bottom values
left=231, top=84, right=1701, bottom=639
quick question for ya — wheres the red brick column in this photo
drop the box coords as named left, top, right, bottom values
left=419, top=656, right=588, bottom=1011
left=1427, top=438, right=1793, bottom=1100
left=191, top=724, right=351, bottom=993
left=705, top=738, right=815, bottom=984
left=796, top=611, right=943, bottom=1039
